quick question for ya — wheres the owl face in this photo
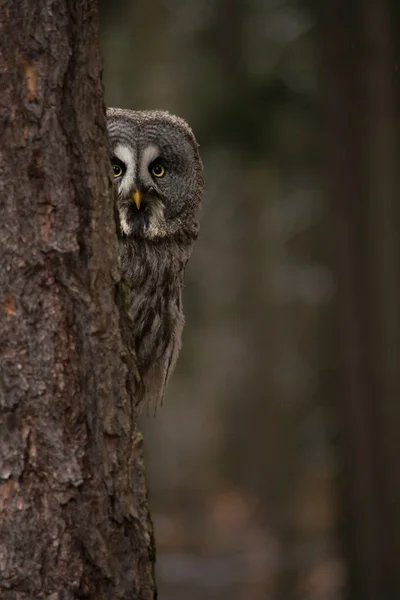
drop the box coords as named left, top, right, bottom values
left=106, top=109, right=203, bottom=241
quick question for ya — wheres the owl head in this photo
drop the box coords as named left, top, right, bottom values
left=106, top=108, right=204, bottom=241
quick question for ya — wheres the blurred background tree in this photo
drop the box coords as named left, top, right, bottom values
left=316, top=1, right=400, bottom=599
left=99, top=1, right=400, bottom=598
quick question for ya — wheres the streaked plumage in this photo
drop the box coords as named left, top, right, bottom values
left=106, top=109, right=204, bottom=407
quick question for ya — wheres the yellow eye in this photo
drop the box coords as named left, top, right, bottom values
left=151, top=163, right=166, bottom=178
left=113, top=164, right=123, bottom=178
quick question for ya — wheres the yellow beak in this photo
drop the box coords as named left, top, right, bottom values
left=133, top=190, right=142, bottom=210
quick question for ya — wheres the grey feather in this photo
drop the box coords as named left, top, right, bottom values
left=106, top=108, right=204, bottom=408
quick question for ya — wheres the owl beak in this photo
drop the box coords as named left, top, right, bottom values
left=132, top=190, right=142, bottom=210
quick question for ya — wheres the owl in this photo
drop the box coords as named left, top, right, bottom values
left=106, top=108, right=204, bottom=407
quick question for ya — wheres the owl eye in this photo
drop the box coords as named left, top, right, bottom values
left=112, top=164, right=123, bottom=178
left=150, top=162, right=166, bottom=178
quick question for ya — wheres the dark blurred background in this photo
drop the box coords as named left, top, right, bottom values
left=99, top=1, right=400, bottom=598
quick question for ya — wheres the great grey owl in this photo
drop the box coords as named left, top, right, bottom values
left=106, top=108, right=204, bottom=407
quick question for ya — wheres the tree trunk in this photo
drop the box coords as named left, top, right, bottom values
left=0, top=1, right=156, bottom=598
left=317, top=0, right=400, bottom=598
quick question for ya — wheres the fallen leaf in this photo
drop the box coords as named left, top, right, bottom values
left=3, top=294, right=16, bottom=316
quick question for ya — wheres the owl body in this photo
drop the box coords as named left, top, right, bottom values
left=106, top=109, right=203, bottom=406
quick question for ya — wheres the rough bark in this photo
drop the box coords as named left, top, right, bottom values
left=317, top=0, right=400, bottom=598
left=0, top=1, right=156, bottom=598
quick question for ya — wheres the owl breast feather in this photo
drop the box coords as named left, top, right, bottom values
left=120, top=237, right=191, bottom=405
